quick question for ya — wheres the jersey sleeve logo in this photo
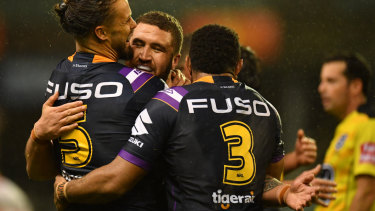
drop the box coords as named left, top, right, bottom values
left=131, top=109, right=153, bottom=136
left=153, top=86, right=188, bottom=111
left=335, top=134, right=348, bottom=150
left=118, top=67, right=154, bottom=93
left=360, top=143, right=375, bottom=164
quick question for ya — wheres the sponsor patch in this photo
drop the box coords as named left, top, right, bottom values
left=127, top=137, right=144, bottom=148
left=132, top=109, right=152, bottom=136
left=360, top=143, right=375, bottom=164
left=335, top=134, right=348, bottom=150
left=212, top=189, right=255, bottom=209
left=119, top=67, right=153, bottom=92
left=153, top=87, right=188, bottom=111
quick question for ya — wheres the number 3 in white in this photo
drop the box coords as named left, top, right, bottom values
left=221, top=121, right=256, bottom=186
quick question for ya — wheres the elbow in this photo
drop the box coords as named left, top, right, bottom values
left=26, top=167, right=44, bottom=181
left=26, top=168, right=42, bottom=181
left=26, top=163, right=37, bottom=180
left=26, top=164, right=55, bottom=181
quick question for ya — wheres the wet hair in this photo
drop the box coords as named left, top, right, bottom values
left=189, top=24, right=240, bottom=75
left=237, top=46, right=261, bottom=89
left=136, top=11, right=183, bottom=55
left=54, top=0, right=117, bottom=38
left=323, top=52, right=372, bottom=97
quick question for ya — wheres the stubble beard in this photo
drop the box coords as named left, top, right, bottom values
left=118, top=42, right=133, bottom=61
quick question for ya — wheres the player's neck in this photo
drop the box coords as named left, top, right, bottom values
left=75, top=39, right=118, bottom=62
left=191, top=71, right=235, bottom=83
left=340, top=95, right=367, bottom=120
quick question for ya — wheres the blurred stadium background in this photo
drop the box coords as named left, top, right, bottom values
left=0, top=0, right=374, bottom=210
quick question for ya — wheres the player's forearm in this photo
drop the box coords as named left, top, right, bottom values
left=266, top=159, right=284, bottom=180
left=262, top=176, right=289, bottom=207
left=65, top=170, right=124, bottom=203
left=25, top=135, right=58, bottom=180
left=63, top=156, right=146, bottom=204
left=283, top=151, right=298, bottom=174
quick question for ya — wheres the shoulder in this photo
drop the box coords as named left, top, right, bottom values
left=53, top=58, right=71, bottom=73
left=117, top=67, right=166, bottom=93
left=243, top=86, right=282, bottom=126
left=152, top=86, right=190, bottom=112
left=356, top=117, right=375, bottom=134
left=242, top=85, right=281, bottom=118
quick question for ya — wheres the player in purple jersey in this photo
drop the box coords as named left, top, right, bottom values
left=25, top=3, right=186, bottom=210
left=26, top=0, right=136, bottom=180
left=54, top=24, right=319, bottom=211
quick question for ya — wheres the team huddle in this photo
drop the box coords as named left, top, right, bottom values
left=25, top=0, right=375, bottom=210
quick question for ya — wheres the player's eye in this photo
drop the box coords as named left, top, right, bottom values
left=132, top=40, right=144, bottom=48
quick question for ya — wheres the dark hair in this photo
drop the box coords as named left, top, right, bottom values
left=323, top=52, right=372, bottom=97
left=54, top=0, right=117, bottom=38
left=136, top=11, right=183, bottom=55
left=177, top=33, right=192, bottom=68
left=189, top=24, right=240, bottom=75
left=237, top=46, right=261, bottom=89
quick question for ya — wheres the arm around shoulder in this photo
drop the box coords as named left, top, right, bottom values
left=25, top=92, right=86, bottom=180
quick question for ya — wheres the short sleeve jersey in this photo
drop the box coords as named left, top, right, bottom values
left=120, top=76, right=284, bottom=210
left=315, top=109, right=375, bottom=211
left=46, top=52, right=167, bottom=211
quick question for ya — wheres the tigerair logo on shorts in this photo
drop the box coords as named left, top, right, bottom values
left=212, top=189, right=255, bottom=209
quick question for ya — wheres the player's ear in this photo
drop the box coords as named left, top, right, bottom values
left=171, top=54, right=181, bottom=70
left=94, top=25, right=108, bottom=41
left=349, top=78, right=363, bottom=96
left=234, top=59, right=243, bottom=77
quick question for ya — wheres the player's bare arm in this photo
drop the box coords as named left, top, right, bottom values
left=25, top=92, right=86, bottom=180
left=266, top=158, right=284, bottom=180
left=54, top=155, right=146, bottom=208
left=263, top=165, right=320, bottom=210
left=284, top=129, right=317, bottom=174
left=349, top=175, right=375, bottom=211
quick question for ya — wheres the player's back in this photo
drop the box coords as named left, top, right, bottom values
left=123, top=76, right=284, bottom=210
left=47, top=52, right=166, bottom=210
left=164, top=76, right=283, bottom=210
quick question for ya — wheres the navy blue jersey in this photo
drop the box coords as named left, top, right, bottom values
left=46, top=52, right=167, bottom=210
left=120, top=76, right=284, bottom=210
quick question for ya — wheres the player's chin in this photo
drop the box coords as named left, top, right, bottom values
left=119, top=46, right=133, bottom=61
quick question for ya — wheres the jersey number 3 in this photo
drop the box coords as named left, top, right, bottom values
left=221, top=121, right=256, bottom=186
left=59, top=109, right=93, bottom=168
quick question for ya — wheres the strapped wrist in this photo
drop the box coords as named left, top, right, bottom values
left=278, top=184, right=291, bottom=206
left=56, top=181, right=69, bottom=202
left=31, top=128, right=49, bottom=145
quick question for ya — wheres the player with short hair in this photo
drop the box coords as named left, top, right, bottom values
left=316, top=52, right=375, bottom=211
left=25, top=2, right=185, bottom=210
left=127, top=11, right=188, bottom=85
left=54, top=24, right=318, bottom=211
